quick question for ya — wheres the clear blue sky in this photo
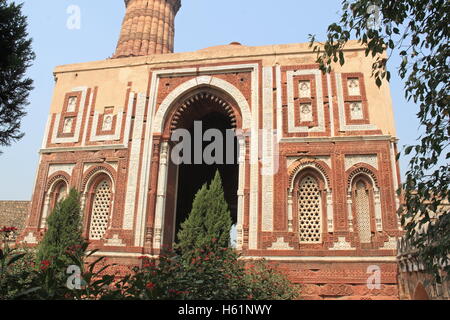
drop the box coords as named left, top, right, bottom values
left=0, top=0, right=419, bottom=200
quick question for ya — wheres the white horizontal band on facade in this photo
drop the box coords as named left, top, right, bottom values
left=92, top=252, right=159, bottom=259
left=280, top=135, right=394, bottom=143
left=92, top=252, right=397, bottom=263
left=39, top=144, right=127, bottom=154
left=241, top=256, right=397, bottom=262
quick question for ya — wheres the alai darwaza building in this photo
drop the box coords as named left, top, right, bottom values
left=20, top=0, right=403, bottom=300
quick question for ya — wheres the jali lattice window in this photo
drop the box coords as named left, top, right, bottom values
left=89, top=180, right=112, bottom=240
left=355, top=181, right=371, bottom=243
left=298, top=176, right=322, bottom=243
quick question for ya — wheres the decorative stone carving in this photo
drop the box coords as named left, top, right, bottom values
left=374, top=189, right=383, bottom=231
left=287, top=156, right=331, bottom=169
left=336, top=73, right=378, bottom=131
left=300, top=103, right=313, bottom=122
left=51, top=86, right=88, bottom=144
left=261, top=67, right=274, bottom=232
left=347, top=78, right=361, bottom=96
left=67, top=96, right=77, bottom=112
left=298, top=176, right=322, bottom=243
left=350, top=102, right=364, bottom=120
left=287, top=69, right=325, bottom=133
left=329, top=237, right=355, bottom=250
left=236, top=226, right=243, bottom=249
left=63, top=117, right=74, bottom=133
left=381, top=236, right=397, bottom=250
left=105, top=234, right=125, bottom=247
left=355, top=181, right=372, bottom=243
left=48, top=164, right=75, bottom=177
left=299, top=81, right=311, bottom=98
left=153, top=142, right=170, bottom=250
left=268, top=237, right=294, bottom=250
left=22, top=232, right=37, bottom=244
left=153, top=228, right=162, bottom=248
left=152, top=74, right=253, bottom=133
left=89, top=180, right=112, bottom=240
left=122, top=92, right=142, bottom=231
left=345, top=154, right=378, bottom=171
left=287, top=193, right=294, bottom=232
left=347, top=191, right=354, bottom=232
left=102, top=114, right=113, bottom=131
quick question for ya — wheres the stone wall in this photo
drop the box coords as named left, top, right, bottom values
left=397, top=236, right=450, bottom=300
left=398, top=269, right=449, bottom=300
left=0, top=201, right=30, bottom=235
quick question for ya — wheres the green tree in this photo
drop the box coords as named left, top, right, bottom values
left=176, top=171, right=232, bottom=260
left=0, top=0, right=35, bottom=153
left=36, top=189, right=84, bottom=267
left=309, top=0, right=449, bottom=280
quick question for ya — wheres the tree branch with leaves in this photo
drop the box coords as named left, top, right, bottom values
left=0, top=0, right=35, bottom=154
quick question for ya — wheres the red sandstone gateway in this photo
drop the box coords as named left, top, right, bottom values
left=19, top=0, right=403, bottom=300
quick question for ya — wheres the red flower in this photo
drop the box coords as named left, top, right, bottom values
left=0, top=226, right=17, bottom=233
left=146, top=282, right=156, bottom=290
left=143, top=261, right=155, bottom=268
left=40, top=260, right=51, bottom=271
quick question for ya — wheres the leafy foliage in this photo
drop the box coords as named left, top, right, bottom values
left=1, top=242, right=120, bottom=300
left=0, top=227, right=29, bottom=299
left=0, top=246, right=35, bottom=300
left=243, top=260, right=300, bottom=300
left=309, top=0, right=449, bottom=280
left=0, top=0, right=35, bottom=153
left=119, top=242, right=299, bottom=300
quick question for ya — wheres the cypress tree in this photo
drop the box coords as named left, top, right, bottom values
left=204, top=170, right=232, bottom=248
left=36, top=188, right=84, bottom=266
left=176, top=170, right=232, bottom=259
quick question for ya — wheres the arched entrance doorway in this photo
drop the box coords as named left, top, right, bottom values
left=413, top=283, right=430, bottom=300
left=160, top=89, right=243, bottom=248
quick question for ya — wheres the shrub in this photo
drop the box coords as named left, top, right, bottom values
left=176, top=171, right=232, bottom=262
left=119, top=240, right=299, bottom=300
left=36, top=188, right=84, bottom=267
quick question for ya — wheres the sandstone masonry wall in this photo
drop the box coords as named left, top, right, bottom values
left=0, top=201, right=30, bottom=233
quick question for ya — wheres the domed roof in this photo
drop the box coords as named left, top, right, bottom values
left=198, top=42, right=246, bottom=52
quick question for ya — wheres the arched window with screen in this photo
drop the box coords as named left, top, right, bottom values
left=294, top=172, right=325, bottom=244
left=87, top=176, right=113, bottom=240
left=353, top=177, right=374, bottom=244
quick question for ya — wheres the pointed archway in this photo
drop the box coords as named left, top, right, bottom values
left=159, top=89, right=245, bottom=249
left=413, top=283, right=430, bottom=300
left=148, top=76, right=253, bottom=252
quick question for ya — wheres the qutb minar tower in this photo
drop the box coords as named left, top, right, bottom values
left=114, top=0, right=181, bottom=57
left=21, top=0, right=403, bottom=299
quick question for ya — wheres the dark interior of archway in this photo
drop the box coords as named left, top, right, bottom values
left=173, top=97, right=239, bottom=242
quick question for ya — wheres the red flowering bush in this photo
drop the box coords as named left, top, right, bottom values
left=0, top=227, right=17, bottom=233
left=114, top=240, right=298, bottom=300
left=1, top=238, right=298, bottom=300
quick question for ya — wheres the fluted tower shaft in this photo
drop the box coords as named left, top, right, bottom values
left=114, top=0, right=181, bottom=58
